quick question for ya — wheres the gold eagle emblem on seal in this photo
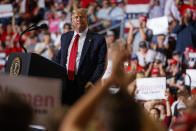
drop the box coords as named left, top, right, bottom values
left=10, top=57, right=21, bottom=77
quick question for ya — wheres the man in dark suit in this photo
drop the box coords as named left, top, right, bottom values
left=54, top=8, right=107, bottom=105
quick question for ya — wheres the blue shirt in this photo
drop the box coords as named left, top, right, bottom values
left=172, top=21, right=196, bottom=52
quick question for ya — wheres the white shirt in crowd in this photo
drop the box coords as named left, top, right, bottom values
left=164, top=0, right=181, bottom=22
left=109, top=7, right=124, bottom=20
left=97, top=7, right=112, bottom=20
left=34, top=42, right=55, bottom=60
left=66, top=28, right=88, bottom=74
left=59, top=19, right=71, bottom=33
left=136, top=49, right=157, bottom=67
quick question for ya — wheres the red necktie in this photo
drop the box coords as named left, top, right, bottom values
left=68, top=34, right=80, bottom=80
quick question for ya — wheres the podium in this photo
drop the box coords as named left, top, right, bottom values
left=5, top=53, right=66, bottom=78
left=5, top=53, right=67, bottom=104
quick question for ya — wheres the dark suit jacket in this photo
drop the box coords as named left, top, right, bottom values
left=54, top=30, right=107, bottom=105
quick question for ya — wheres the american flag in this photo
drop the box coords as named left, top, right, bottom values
left=125, top=0, right=150, bottom=33
left=0, top=51, right=6, bottom=69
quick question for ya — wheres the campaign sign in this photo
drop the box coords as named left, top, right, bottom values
left=0, top=52, right=6, bottom=67
left=185, top=69, right=196, bottom=89
left=0, top=73, right=62, bottom=125
left=0, top=4, right=13, bottom=18
left=147, top=16, right=168, bottom=35
left=188, top=52, right=196, bottom=67
left=136, top=77, right=166, bottom=100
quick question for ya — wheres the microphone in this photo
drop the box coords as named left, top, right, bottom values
left=27, top=24, right=48, bottom=32
left=19, top=23, right=48, bottom=52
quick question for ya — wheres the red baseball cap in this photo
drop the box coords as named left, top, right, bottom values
left=137, top=65, right=144, bottom=72
left=139, top=15, right=147, bottom=22
left=169, top=59, right=178, bottom=65
left=185, top=46, right=195, bottom=53
left=151, top=68, right=160, bottom=74
left=110, top=0, right=116, bottom=4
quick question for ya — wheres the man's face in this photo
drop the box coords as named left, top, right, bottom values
left=103, top=0, right=109, bottom=8
left=71, top=12, right=88, bottom=32
left=172, top=54, right=180, bottom=61
left=63, top=25, right=71, bottom=33
left=106, top=35, right=115, bottom=44
left=43, top=34, right=50, bottom=44
left=157, top=35, right=165, bottom=44
left=139, top=47, right=147, bottom=53
left=184, top=10, right=193, bottom=21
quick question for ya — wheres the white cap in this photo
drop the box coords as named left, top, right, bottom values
left=106, top=30, right=114, bottom=36
left=177, top=102, right=186, bottom=110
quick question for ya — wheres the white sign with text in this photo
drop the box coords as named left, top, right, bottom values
left=0, top=4, right=13, bottom=18
left=0, top=52, right=6, bottom=66
left=188, top=52, right=196, bottom=67
left=147, top=16, right=168, bottom=35
left=136, top=77, right=166, bottom=100
left=0, top=74, right=62, bottom=125
left=185, top=69, right=196, bottom=89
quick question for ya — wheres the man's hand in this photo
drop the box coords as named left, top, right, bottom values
left=128, top=20, right=134, bottom=30
left=108, top=43, right=135, bottom=87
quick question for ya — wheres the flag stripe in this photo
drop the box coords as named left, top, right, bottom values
left=125, top=1, right=150, bottom=34
left=127, top=0, right=150, bottom=4
left=126, top=4, right=149, bottom=13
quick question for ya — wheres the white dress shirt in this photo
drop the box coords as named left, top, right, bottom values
left=66, top=28, right=88, bottom=74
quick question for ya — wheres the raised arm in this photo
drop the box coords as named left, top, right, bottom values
left=127, top=20, right=134, bottom=53
left=172, top=18, right=185, bottom=33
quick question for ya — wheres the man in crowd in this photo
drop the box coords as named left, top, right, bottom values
left=136, top=41, right=157, bottom=67
left=34, top=32, right=56, bottom=60
left=97, top=0, right=112, bottom=21
left=127, top=15, right=153, bottom=54
left=54, top=8, right=107, bottom=105
left=172, top=9, right=196, bottom=52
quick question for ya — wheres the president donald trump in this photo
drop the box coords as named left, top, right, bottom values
left=54, top=8, right=107, bottom=105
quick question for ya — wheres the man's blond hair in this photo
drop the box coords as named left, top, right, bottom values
left=72, top=8, right=88, bottom=16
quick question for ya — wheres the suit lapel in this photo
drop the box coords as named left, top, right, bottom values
left=78, top=30, right=92, bottom=70
left=63, top=31, right=74, bottom=67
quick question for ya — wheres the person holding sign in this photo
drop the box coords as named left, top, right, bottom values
left=54, top=8, right=107, bottom=105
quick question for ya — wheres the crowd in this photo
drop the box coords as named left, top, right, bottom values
left=0, top=0, right=196, bottom=131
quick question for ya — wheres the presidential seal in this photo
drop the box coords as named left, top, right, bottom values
left=10, top=57, right=21, bottom=77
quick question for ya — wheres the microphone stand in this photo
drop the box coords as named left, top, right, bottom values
left=19, top=23, right=36, bottom=53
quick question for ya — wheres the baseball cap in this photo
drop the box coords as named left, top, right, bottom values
left=169, top=59, right=178, bottom=65
left=139, top=15, right=147, bottom=22
left=185, top=46, right=195, bottom=53
left=106, top=30, right=115, bottom=36
left=177, top=102, right=186, bottom=110
left=137, top=65, right=145, bottom=72
left=172, top=50, right=181, bottom=56
left=151, top=68, right=160, bottom=74
left=139, top=41, right=147, bottom=48
left=47, top=13, right=54, bottom=19
left=110, top=0, right=117, bottom=4
left=130, top=54, right=137, bottom=60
